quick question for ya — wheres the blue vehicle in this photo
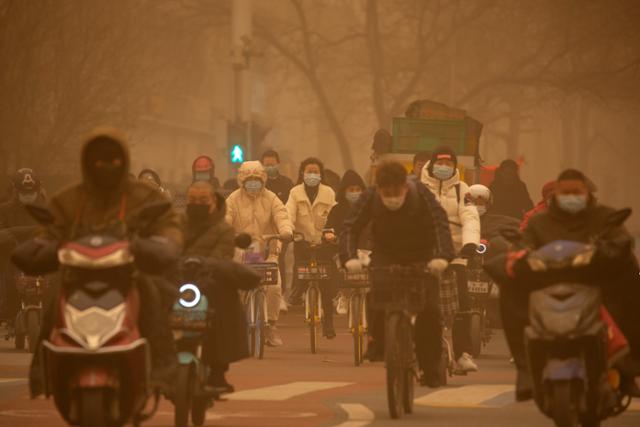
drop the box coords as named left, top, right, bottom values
left=169, top=257, right=215, bottom=427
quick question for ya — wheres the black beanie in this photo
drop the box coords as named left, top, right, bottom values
left=427, top=145, right=458, bottom=175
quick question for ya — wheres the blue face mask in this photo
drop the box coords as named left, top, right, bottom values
left=304, top=173, right=321, bottom=187
left=345, top=191, right=362, bottom=204
left=556, top=194, right=588, bottom=214
left=432, top=164, right=454, bottom=181
left=244, top=180, right=263, bottom=194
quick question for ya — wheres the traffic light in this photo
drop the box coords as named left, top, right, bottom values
left=227, top=121, right=248, bottom=164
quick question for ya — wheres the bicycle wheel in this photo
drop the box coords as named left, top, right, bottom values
left=246, top=294, right=256, bottom=357
left=307, top=285, right=319, bottom=354
left=470, top=312, right=483, bottom=358
left=254, top=291, right=266, bottom=359
left=402, top=317, right=415, bottom=414
left=350, top=293, right=363, bottom=366
left=385, top=312, right=405, bottom=419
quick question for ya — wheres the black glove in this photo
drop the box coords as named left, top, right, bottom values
left=11, top=238, right=60, bottom=276
left=459, top=243, right=478, bottom=259
left=131, top=236, right=180, bottom=274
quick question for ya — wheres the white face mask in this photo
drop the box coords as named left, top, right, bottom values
left=18, top=192, right=38, bottom=204
left=381, top=195, right=406, bottom=211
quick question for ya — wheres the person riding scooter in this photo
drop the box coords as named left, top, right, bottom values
left=14, top=128, right=183, bottom=397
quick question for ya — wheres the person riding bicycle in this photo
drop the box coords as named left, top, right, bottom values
left=14, top=128, right=183, bottom=397
left=492, top=169, right=640, bottom=400
left=138, top=168, right=172, bottom=200
left=0, top=169, right=46, bottom=327
left=285, top=158, right=337, bottom=337
left=225, top=160, right=293, bottom=347
left=421, top=146, right=481, bottom=373
left=340, top=161, right=455, bottom=387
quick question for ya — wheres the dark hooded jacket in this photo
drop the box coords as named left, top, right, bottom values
left=326, top=170, right=366, bottom=235
left=489, top=160, right=533, bottom=220
left=45, top=129, right=182, bottom=246
left=182, top=192, right=253, bottom=365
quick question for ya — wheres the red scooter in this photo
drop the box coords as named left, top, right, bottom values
left=23, top=203, right=170, bottom=427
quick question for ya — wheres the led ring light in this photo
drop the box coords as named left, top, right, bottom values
left=179, top=283, right=201, bottom=308
left=476, top=243, right=488, bottom=255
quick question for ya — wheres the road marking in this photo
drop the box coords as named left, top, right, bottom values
left=227, top=381, right=352, bottom=401
left=415, top=384, right=515, bottom=408
left=0, top=378, right=26, bottom=385
left=334, top=403, right=375, bottom=427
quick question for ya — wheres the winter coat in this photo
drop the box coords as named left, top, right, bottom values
left=421, top=162, right=480, bottom=253
left=489, top=169, right=533, bottom=220
left=225, top=161, right=293, bottom=259
left=266, top=174, right=294, bottom=204
left=286, top=183, right=336, bottom=245
left=340, top=181, right=455, bottom=266
left=182, top=194, right=252, bottom=365
left=42, top=129, right=183, bottom=247
left=326, top=170, right=370, bottom=250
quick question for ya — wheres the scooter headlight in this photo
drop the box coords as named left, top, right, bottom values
left=179, top=284, right=202, bottom=308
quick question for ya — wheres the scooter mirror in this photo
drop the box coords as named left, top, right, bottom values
left=605, top=208, right=632, bottom=228
left=235, top=233, right=252, bottom=249
left=24, top=203, right=55, bottom=225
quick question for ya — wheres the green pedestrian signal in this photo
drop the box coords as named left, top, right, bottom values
left=230, top=144, right=245, bottom=164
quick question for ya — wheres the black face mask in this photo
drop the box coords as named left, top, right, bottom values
left=91, top=164, right=123, bottom=190
left=186, top=204, right=211, bottom=223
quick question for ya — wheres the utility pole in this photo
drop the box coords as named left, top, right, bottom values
left=230, top=0, right=252, bottom=161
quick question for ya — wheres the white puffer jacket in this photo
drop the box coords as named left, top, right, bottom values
left=226, top=161, right=293, bottom=258
left=286, top=183, right=336, bottom=245
left=421, top=162, right=480, bottom=253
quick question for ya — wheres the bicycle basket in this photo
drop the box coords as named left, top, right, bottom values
left=339, top=270, right=370, bottom=288
left=369, top=266, right=429, bottom=312
left=247, top=262, right=280, bottom=285
left=296, top=262, right=331, bottom=281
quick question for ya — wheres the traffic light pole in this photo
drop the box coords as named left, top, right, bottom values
left=230, top=0, right=252, bottom=161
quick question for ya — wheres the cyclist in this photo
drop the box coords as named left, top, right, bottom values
left=225, top=161, right=293, bottom=347
left=421, top=145, right=481, bottom=373
left=286, top=158, right=337, bottom=338
left=340, top=161, right=454, bottom=387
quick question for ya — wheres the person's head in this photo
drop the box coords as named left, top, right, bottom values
left=192, top=155, right=215, bottom=183
left=186, top=181, right=217, bottom=222
left=237, top=161, right=267, bottom=197
left=12, top=168, right=41, bottom=204
left=541, top=180, right=556, bottom=205
left=371, top=129, right=393, bottom=155
left=298, top=157, right=324, bottom=187
left=82, top=128, right=128, bottom=191
left=496, top=159, right=520, bottom=181
left=427, top=145, right=458, bottom=181
left=552, top=169, right=593, bottom=215
left=261, top=149, right=281, bottom=179
left=138, top=169, right=162, bottom=189
left=467, top=184, right=492, bottom=216
left=339, top=170, right=366, bottom=205
left=412, top=152, right=430, bottom=176
left=376, top=161, right=409, bottom=211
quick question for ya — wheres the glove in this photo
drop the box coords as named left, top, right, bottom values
left=427, top=258, right=449, bottom=275
left=131, top=235, right=180, bottom=273
left=345, top=258, right=363, bottom=273
left=11, top=238, right=60, bottom=276
left=460, top=243, right=478, bottom=259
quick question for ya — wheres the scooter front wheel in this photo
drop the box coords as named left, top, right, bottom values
left=26, top=310, right=40, bottom=354
left=80, top=388, right=107, bottom=427
left=174, top=364, right=194, bottom=427
left=551, top=380, right=580, bottom=427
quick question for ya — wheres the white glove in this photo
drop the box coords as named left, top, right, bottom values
left=345, top=258, right=364, bottom=273
left=427, top=258, right=449, bottom=275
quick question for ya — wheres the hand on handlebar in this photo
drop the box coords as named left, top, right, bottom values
left=459, top=243, right=478, bottom=259
left=345, top=258, right=364, bottom=273
left=427, top=258, right=449, bottom=276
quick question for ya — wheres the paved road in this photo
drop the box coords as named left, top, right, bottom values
left=0, top=310, right=638, bottom=427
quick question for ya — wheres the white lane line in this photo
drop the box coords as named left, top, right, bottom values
left=415, top=384, right=515, bottom=408
left=334, top=403, right=375, bottom=427
left=0, top=378, right=25, bottom=384
left=226, top=381, right=352, bottom=401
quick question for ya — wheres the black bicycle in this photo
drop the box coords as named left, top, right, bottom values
left=369, top=264, right=432, bottom=419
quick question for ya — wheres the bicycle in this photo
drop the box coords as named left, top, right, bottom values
left=369, top=264, right=434, bottom=419
left=241, top=236, right=282, bottom=359
left=293, top=232, right=333, bottom=354
left=466, top=242, right=494, bottom=358
left=339, top=269, right=370, bottom=366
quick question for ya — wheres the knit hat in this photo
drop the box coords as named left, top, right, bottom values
left=427, top=145, right=458, bottom=176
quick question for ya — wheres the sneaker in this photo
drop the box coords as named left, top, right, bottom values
left=515, top=368, right=533, bottom=402
left=279, top=296, right=289, bottom=314
left=363, top=341, right=384, bottom=362
left=265, top=325, right=283, bottom=347
left=456, top=353, right=478, bottom=373
left=419, top=369, right=442, bottom=388
left=322, top=321, right=336, bottom=339
left=335, top=294, right=348, bottom=315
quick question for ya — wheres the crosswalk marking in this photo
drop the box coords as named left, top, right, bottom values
left=227, top=381, right=352, bottom=401
left=415, top=385, right=515, bottom=408
left=334, top=403, right=375, bottom=427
